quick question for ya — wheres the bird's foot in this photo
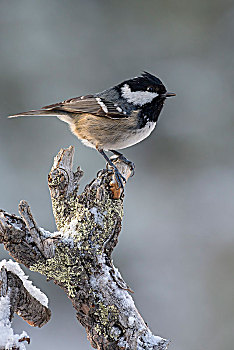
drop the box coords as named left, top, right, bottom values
left=98, top=149, right=129, bottom=190
left=112, top=166, right=127, bottom=189
left=105, top=164, right=127, bottom=189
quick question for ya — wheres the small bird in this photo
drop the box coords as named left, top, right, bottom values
left=9, top=72, right=175, bottom=188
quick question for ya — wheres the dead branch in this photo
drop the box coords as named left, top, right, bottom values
left=0, top=262, right=51, bottom=349
left=0, top=146, right=169, bottom=350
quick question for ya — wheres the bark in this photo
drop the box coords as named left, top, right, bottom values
left=0, top=146, right=169, bottom=350
left=0, top=264, right=51, bottom=350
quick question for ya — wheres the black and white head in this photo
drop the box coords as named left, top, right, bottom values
left=118, top=71, right=175, bottom=107
left=95, top=72, right=175, bottom=123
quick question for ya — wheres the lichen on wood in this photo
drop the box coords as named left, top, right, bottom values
left=0, top=146, right=169, bottom=350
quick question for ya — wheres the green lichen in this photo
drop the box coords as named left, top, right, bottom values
left=30, top=187, right=123, bottom=298
left=30, top=244, right=85, bottom=297
left=94, top=302, right=119, bottom=337
left=59, top=188, right=123, bottom=254
left=52, top=193, right=77, bottom=230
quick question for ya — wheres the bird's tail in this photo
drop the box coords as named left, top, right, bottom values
left=8, top=109, right=60, bottom=118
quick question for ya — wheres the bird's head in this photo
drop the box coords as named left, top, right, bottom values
left=118, top=71, right=175, bottom=107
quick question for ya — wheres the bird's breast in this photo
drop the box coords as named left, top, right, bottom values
left=104, top=122, right=156, bottom=150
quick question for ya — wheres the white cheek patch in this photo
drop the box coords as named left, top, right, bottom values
left=121, top=84, right=158, bottom=106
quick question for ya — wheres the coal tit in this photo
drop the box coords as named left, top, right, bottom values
left=9, top=72, right=175, bottom=188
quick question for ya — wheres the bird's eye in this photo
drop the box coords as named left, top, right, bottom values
left=147, top=86, right=155, bottom=92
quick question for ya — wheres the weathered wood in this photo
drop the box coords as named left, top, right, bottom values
left=0, top=146, right=169, bottom=350
left=0, top=264, right=51, bottom=349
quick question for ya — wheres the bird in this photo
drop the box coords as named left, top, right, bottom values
left=9, top=72, right=175, bottom=188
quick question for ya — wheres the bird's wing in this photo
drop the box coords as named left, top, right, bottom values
left=42, top=95, right=128, bottom=119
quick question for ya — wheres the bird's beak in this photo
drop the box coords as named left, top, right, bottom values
left=162, top=92, right=176, bottom=98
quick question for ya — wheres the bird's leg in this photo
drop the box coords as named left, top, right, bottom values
left=98, top=149, right=126, bottom=189
left=110, top=150, right=135, bottom=176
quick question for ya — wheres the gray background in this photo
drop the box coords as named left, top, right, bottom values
left=0, top=1, right=234, bottom=349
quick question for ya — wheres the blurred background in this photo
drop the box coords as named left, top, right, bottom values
left=0, top=1, right=234, bottom=349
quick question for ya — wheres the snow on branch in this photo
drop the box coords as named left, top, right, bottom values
left=0, top=146, right=169, bottom=350
left=0, top=260, right=48, bottom=307
left=0, top=261, right=51, bottom=350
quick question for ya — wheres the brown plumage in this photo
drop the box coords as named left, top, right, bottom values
left=70, top=112, right=139, bottom=151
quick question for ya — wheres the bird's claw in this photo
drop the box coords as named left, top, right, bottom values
left=105, top=166, right=126, bottom=189
left=114, top=168, right=126, bottom=189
